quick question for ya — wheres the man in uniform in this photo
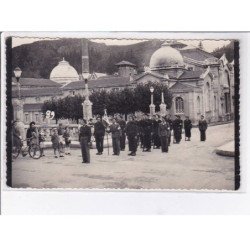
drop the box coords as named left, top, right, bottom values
left=143, top=114, right=153, bottom=152
left=198, top=115, right=208, bottom=141
left=152, top=115, right=161, bottom=149
left=165, top=114, right=173, bottom=146
left=172, top=115, right=183, bottom=144
left=107, top=118, right=122, bottom=156
left=93, top=116, right=106, bottom=155
left=158, top=117, right=170, bottom=153
left=79, top=119, right=92, bottom=164
left=184, top=116, right=192, bottom=141
left=117, top=115, right=126, bottom=151
left=125, top=116, right=139, bottom=156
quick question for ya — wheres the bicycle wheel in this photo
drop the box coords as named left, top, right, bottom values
left=12, top=146, right=20, bottom=159
left=29, top=144, right=42, bottom=159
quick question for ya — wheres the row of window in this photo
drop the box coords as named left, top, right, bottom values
left=175, top=95, right=218, bottom=114
left=24, top=113, right=41, bottom=123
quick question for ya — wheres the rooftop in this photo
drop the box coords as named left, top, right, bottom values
left=12, top=77, right=62, bottom=88
left=178, top=69, right=204, bottom=80
left=23, top=103, right=44, bottom=112
left=115, top=61, right=137, bottom=67
left=12, top=87, right=63, bottom=98
left=62, top=76, right=131, bottom=90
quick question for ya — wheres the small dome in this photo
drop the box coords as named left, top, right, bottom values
left=150, top=42, right=184, bottom=69
left=50, top=58, right=79, bottom=84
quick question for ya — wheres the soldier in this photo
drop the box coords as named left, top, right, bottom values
left=165, top=114, right=173, bottom=146
left=152, top=115, right=161, bottom=149
left=158, top=117, right=170, bottom=153
left=125, top=116, right=139, bottom=156
left=172, top=115, right=183, bottom=144
left=143, top=114, right=153, bottom=152
left=184, top=116, right=192, bottom=141
left=117, top=115, right=126, bottom=151
left=107, top=118, right=122, bottom=156
left=138, top=115, right=145, bottom=148
left=198, top=115, right=208, bottom=141
left=93, top=116, right=106, bottom=155
left=79, top=119, right=92, bottom=164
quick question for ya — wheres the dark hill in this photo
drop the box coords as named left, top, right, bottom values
left=12, top=38, right=163, bottom=79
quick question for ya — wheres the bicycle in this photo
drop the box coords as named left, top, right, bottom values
left=12, top=138, right=42, bottom=160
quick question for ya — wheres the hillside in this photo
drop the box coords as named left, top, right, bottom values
left=11, top=38, right=163, bottom=79
left=211, top=41, right=235, bottom=63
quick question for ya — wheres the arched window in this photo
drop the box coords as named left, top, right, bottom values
left=175, top=97, right=184, bottom=113
left=214, top=96, right=217, bottom=111
left=205, top=82, right=210, bottom=111
left=197, top=96, right=201, bottom=113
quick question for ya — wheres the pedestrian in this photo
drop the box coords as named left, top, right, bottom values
left=117, top=115, right=126, bottom=151
left=184, top=116, right=192, bottom=141
left=51, top=128, right=63, bottom=158
left=63, top=126, right=71, bottom=155
left=107, top=118, right=122, bottom=156
left=143, top=114, right=153, bottom=152
left=152, top=115, right=161, bottom=149
left=79, top=119, right=92, bottom=164
left=38, top=128, right=46, bottom=157
left=94, top=116, right=106, bottom=155
left=58, top=123, right=65, bottom=154
left=165, top=115, right=173, bottom=146
left=138, top=115, right=145, bottom=149
left=125, top=116, right=139, bottom=156
left=26, top=121, right=36, bottom=146
left=198, top=115, right=208, bottom=141
left=158, top=117, right=170, bottom=153
left=172, top=115, right=183, bottom=144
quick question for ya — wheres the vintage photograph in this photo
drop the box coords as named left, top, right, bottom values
left=5, top=35, right=239, bottom=190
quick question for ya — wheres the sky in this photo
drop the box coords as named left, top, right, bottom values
left=12, top=37, right=231, bottom=52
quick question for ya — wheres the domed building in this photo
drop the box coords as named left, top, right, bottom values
left=135, top=41, right=235, bottom=123
left=50, top=58, right=79, bottom=84
left=150, top=42, right=184, bottom=68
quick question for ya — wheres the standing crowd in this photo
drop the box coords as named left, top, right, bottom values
left=12, top=114, right=208, bottom=164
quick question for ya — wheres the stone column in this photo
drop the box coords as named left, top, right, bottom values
left=149, top=92, right=155, bottom=117
left=159, top=91, right=167, bottom=116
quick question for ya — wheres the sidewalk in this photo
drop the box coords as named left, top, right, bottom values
left=215, top=141, right=234, bottom=157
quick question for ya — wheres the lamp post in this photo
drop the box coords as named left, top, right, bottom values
left=13, top=67, right=25, bottom=141
left=160, top=91, right=167, bottom=116
left=14, top=67, right=22, bottom=100
left=149, top=86, right=155, bottom=117
left=82, top=72, right=93, bottom=122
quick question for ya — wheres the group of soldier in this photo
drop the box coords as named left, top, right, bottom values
left=79, top=113, right=208, bottom=164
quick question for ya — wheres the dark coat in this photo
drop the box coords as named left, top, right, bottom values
left=108, top=123, right=122, bottom=139
left=173, top=118, right=183, bottom=132
left=198, top=120, right=208, bottom=131
left=51, top=134, right=60, bottom=148
left=158, top=122, right=170, bottom=137
left=184, top=119, right=192, bottom=130
left=94, top=121, right=106, bottom=137
left=125, top=121, right=139, bottom=137
left=79, top=125, right=91, bottom=142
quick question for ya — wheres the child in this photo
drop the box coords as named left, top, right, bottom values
left=51, top=128, right=64, bottom=158
left=63, top=126, right=71, bottom=155
left=38, top=128, right=46, bottom=157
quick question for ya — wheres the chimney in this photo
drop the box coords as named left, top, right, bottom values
left=81, top=39, right=89, bottom=74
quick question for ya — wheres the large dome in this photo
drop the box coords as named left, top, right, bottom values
left=50, top=58, right=79, bottom=84
left=149, top=42, right=184, bottom=69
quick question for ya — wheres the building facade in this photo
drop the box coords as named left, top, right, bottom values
left=12, top=40, right=235, bottom=124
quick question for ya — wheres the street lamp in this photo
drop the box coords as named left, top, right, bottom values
left=150, top=86, right=154, bottom=104
left=14, top=67, right=22, bottom=99
left=149, top=86, right=155, bottom=117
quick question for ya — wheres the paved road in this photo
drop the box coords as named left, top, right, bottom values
left=12, top=123, right=235, bottom=190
